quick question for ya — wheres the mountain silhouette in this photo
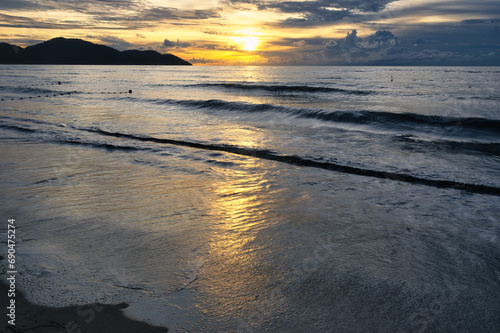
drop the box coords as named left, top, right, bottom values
left=0, top=37, right=191, bottom=65
left=0, top=42, right=23, bottom=63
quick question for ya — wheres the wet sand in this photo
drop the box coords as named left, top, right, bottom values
left=0, top=277, right=169, bottom=333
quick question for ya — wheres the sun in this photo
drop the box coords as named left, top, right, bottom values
left=242, top=37, right=259, bottom=51
left=233, top=36, right=259, bottom=51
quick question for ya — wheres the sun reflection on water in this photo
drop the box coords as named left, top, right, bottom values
left=201, top=164, right=273, bottom=315
left=194, top=127, right=287, bottom=319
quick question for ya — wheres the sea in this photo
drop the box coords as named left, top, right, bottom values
left=1, top=65, right=499, bottom=332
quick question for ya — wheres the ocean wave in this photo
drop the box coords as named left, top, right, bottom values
left=296, top=109, right=500, bottom=137
left=471, top=96, right=500, bottom=101
left=396, top=135, right=500, bottom=157
left=0, top=123, right=37, bottom=133
left=0, top=122, right=142, bottom=152
left=146, top=97, right=500, bottom=139
left=64, top=139, right=143, bottom=152
left=0, top=85, right=65, bottom=95
left=1, top=118, right=499, bottom=196
left=190, top=83, right=372, bottom=95
left=151, top=98, right=279, bottom=113
left=62, top=127, right=500, bottom=197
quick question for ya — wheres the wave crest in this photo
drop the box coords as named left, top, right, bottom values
left=191, top=83, right=372, bottom=95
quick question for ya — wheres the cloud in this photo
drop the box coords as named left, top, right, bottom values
left=271, top=37, right=328, bottom=47
left=227, top=0, right=395, bottom=12
left=397, top=0, right=500, bottom=17
left=324, top=39, right=337, bottom=48
left=127, top=7, right=220, bottom=22
left=0, top=0, right=138, bottom=14
left=88, top=35, right=135, bottom=50
left=0, top=1, right=221, bottom=31
left=261, top=0, right=395, bottom=13
left=1, top=0, right=499, bottom=65
left=197, top=42, right=239, bottom=51
left=228, top=0, right=398, bottom=26
left=322, top=29, right=416, bottom=64
left=360, top=30, right=399, bottom=48
left=320, top=28, right=500, bottom=65
left=462, top=19, right=500, bottom=24
left=0, top=12, right=87, bottom=29
left=162, top=39, right=175, bottom=48
left=161, top=39, right=191, bottom=49
left=390, top=20, right=500, bottom=48
left=189, top=57, right=219, bottom=64
left=280, top=9, right=351, bottom=27
left=292, top=40, right=307, bottom=47
left=201, top=29, right=247, bottom=36
left=0, top=0, right=43, bottom=10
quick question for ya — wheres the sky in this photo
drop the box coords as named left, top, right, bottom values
left=0, top=0, right=499, bottom=65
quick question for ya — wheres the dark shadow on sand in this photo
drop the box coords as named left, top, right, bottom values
left=0, top=277, right=168, bottom=333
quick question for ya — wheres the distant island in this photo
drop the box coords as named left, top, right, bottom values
left=0, top=37, right=192, bottom=65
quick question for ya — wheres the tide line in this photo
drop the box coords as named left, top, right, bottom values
left=84, top=128, right=500, bottom=197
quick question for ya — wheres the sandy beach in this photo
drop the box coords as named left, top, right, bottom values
left=0, top=276, right=168, bottom=333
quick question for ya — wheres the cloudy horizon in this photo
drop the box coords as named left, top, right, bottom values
left=0, top=0, right=499, bottom=65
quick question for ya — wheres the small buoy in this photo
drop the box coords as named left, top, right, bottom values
left=128, top=90, right=132, bottom=94
left=58, top=82, right=61, bottom=85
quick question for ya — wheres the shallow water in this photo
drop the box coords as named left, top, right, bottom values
left=1, top=65, right=499, bottom=332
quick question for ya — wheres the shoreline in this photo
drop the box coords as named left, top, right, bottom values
left=0, top=277, right=169, bottom=333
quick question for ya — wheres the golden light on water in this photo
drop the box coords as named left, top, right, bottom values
left=193, top=126, right=284, bottom=317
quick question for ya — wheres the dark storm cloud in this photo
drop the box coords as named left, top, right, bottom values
left=0, top=1, right=220, bottom=30
left=221, top=1, right=500, bottom=65
left=261, top=0, right=395, bottom=13
left=321, top=28, right=499, bottom=65
left=462, top=19, right=500, bottom=25
left=90, top=7, right=220, bottom=30
left=0, top=11, right=135, bottom=30
left=391, top=20, right=500, bottom=47
left=0, top=12, right=87, bottom=29
left=280, top=9, right=351, bottom=27
left=226, top=0, right=396, bottom=26
left=0, top=0, right=138, bottom=12
left=397, top=0, right=500, bottom=17
left=131, top=7, right=220, bottom=21
left=0, top=0, right=43, bottom=10
left=226, top=0, right=394, bottom=11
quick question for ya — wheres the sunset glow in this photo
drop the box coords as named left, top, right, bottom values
left=0, top=0, right=498, bottom=65
left=234, top=36, right=260, bottom=51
